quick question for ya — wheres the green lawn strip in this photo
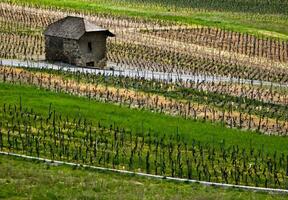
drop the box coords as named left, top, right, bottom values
left=1, top=82, right=288, bottom=154
left=119, top=0, right=287, bottom=15
left=3, top=0, right=288, bottom=40
left=0, top=155, right=286, bottom=200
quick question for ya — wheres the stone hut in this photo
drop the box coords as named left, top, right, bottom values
left=44, top=16, right=114, bottom=68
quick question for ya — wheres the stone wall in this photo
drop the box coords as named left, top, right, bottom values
left=63, top=39, right=81, bottom=65
left=45, top=36, right=81, bottom=66
left=45, top=36, right=64, bottom=61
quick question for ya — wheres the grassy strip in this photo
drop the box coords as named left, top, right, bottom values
left=1, top=82, right=288, bottom=154
left=2, top=0, right=288, bottom=40
left=1, top=155, right=287, bottom=200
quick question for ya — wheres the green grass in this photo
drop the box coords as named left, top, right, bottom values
left=3, top=0, right=288, bottom=40
left=1, top=82, right=288, bottom=154
left=0, top=154, right=287, bottom=200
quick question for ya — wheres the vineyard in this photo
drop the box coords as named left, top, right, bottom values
left=1, top=3, right=288, bottom=83
left=144, top=28, right=288, bottom=63
left=0, top=0, right=288, bottom=198
left=1, top=102, right=288, bottom=189
left=1, top=66, right=288, bottom=136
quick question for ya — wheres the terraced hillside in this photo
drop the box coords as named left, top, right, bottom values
left=1, top=0, right=288, bottom=199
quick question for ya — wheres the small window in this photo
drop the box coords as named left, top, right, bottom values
left=86, top=62, right=94, bottom=67
left=88, top=42, right=92, bottom=52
